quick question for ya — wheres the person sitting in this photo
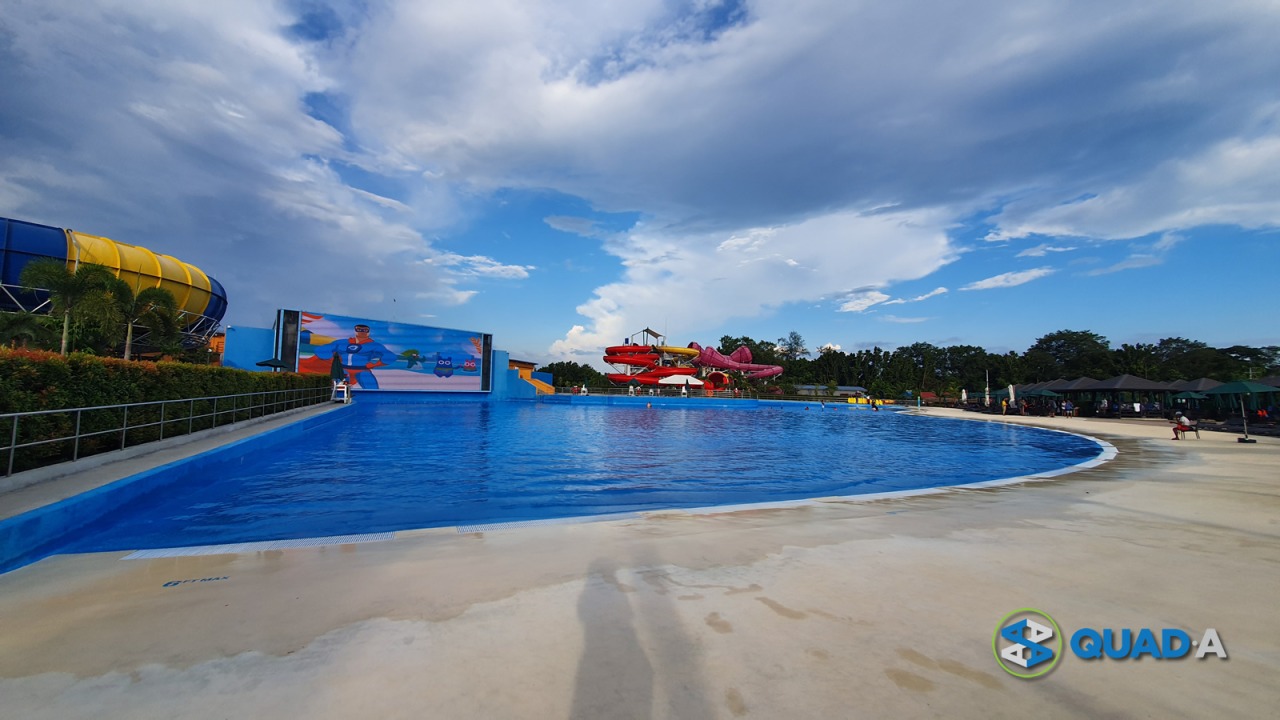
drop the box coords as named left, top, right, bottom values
left=1171, top=411, right=1194, bottom=440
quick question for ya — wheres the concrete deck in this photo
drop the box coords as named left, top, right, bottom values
left=0, top=407, right=1276, bottom=718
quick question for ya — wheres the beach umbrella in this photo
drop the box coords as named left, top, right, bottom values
left=1203, top=380, right=1280, bottom=396
left=1008, top=384, right=1016, bottom=406
left=1172, top=391, right=1208, bottom=400
left=256, top=357, right=289, bottom=372
left=657, top=375, right=704, bottom=386
left=961, top=389, right=968, bottom=404
left=1204, top=380, right=1280, bottom=443
left=1022, top=388, right=1061, bottom=398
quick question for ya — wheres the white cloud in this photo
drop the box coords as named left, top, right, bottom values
left=1087, top=232, right=1184, bottom=275
left=550, top=207, right=955, bottom=355
left=427, top=253, right=535, bottom=279
left=1016, top=244, right=1076, bottom=257
left=910, top=287, right=948, bottom=302
left=960, top=267, right=1055, bottom=290
left=1086, top=255, right=1162, bottom=276
left=819, top=342, right=842, bottom=353
left=839, top=290, right=892, bottom=313
left=544, top=215, right=605, bottom=237
left=988, top=133, right=1280, bottom=242
left=881, top=315, right=930, bottom=323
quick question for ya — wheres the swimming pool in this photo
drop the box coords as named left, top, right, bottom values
left=56, top=402, right=1106, bottom=554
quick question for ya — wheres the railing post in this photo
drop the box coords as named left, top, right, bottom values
left=7, top=416, right=17, bottom=476
left=212, top=397, right=218, bottom=428
left=189, top=398, right=194, bottom=435
left=121, top=406, right=129, bottom=449
left=160, top=402, right=166, bottom=440
left=73, top=409, right=82, bottom=461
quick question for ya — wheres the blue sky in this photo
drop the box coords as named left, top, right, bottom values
left=2, top=0, right=1278, bottom=368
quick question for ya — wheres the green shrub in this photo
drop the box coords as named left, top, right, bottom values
left=0, top=349, right=329, bottom=473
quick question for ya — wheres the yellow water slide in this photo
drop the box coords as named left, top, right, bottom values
left=524, top=377, right=555, bottom=394
left=66, top=231, right=216, bottom=318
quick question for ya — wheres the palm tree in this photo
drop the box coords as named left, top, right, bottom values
left=106, top=278, right=180, bottom=360
left=0, top=310, right=56, bottom=349
left=18, top=259, right=118, bottom=355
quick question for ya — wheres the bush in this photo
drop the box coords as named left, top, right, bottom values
left=0, top=349, right=329, bottom=473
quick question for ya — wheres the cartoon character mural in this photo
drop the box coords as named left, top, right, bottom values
left=434, top=354, right=454, bottom=378
left=310, top=323, right=395, bottom=389
left=292, top=311, right=490, bottom=392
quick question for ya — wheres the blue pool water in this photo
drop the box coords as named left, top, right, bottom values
left=61, top=402, right=1103, bottom=553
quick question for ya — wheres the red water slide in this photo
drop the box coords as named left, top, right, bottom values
left=603, top=344, right=697, bottom=385
left=688, top=342, right=784, bottom=379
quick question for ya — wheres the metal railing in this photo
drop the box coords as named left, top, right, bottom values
left=3, top=386, right=332, bottom=477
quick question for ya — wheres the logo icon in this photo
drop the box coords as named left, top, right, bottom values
left=994, top=608, right=1063, bottom=678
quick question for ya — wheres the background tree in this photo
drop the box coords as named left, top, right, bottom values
left=939, top=344, right=991, bottom=395
left=536, top=360, right=605, bottom=387
left=1112, top=342, right=1160, bottom=379
left=775, top=331, right=809, bottom=361
left=18, top=259, right=117, bottom=355
left=1026, top=329, right=1114, bottom=379
left=718, top=335, right=780, bottom=365
left=0, top=311, right=57, bottom=349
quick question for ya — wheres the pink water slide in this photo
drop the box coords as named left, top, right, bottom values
left=688, top=342, right=784, bottom=379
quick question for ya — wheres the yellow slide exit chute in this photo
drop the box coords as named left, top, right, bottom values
left=66, top=231, right=214, bottom=318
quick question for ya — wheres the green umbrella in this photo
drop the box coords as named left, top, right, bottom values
left=1203, top=380, right=1279, bottom=443
left=1172, top=391, right=1208, bottom=400
left=1202, top=380, right=1280, bottom=396
left=1022, top=388, right=1061, bottom=398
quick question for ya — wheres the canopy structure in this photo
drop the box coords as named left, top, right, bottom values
left=1168, top=377, right=1224, bottom=392
left=1048, top=377, right=1101, bottom=392
left=1087, top=374, right=1175, bottom=392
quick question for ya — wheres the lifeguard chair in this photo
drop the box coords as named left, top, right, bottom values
left=332, top=380, right=351, bottom=404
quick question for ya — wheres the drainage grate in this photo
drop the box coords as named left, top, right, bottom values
left=121, top=532, right=396, bottom=559
left=456, top=513, right=639, bottom=533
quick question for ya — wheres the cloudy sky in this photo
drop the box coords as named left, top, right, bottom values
left=2, top=0, right=1278, bottom=366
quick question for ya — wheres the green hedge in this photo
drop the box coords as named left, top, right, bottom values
left=0, top=349, right=330, bottom=473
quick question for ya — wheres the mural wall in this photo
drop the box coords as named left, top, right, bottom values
left=285, top=310, right=492, bottom=392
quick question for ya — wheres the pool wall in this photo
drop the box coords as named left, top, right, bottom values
left=0, top=407, right=353, bottom=574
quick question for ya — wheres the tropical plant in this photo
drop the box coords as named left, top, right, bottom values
left=107, top=278, right=179, bottom=360
left=0, top=311, right=57, bottom=349
left=18, top=259, right=118, bottom=355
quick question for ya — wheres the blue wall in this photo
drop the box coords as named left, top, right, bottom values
left=222, top=326, right=277, bottom=371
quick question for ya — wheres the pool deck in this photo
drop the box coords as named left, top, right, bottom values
left=0, top=406, right=1277, bottom=718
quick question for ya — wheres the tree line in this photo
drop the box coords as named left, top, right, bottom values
left=540, top=329, right=1280, bottom=398
left=0, top=259, right=187, bottom=359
